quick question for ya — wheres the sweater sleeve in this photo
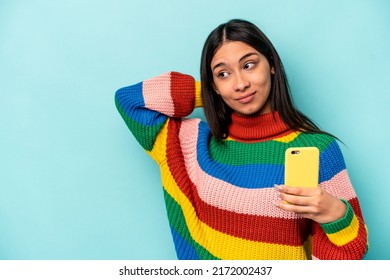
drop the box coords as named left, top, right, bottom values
left=311, top=139, right=369, bottom=259
left=115, top=72, right=202, bottom=161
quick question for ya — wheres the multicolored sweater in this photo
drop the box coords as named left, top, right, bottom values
left=115, top=71, right=368, bottom=260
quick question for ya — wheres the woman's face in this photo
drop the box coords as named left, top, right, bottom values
left=211, top=41, right=274, bottom=116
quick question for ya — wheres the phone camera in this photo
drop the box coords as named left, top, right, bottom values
left=291, top=150, right=300, bottom=155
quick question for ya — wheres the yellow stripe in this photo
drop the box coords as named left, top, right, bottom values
left=274, top=131, right=301, bottom=143
left=327, top=215, right=360, bottom=246
left=148, top=121, right=308, bottom=259
left=194, top=81, right=203, bottom=108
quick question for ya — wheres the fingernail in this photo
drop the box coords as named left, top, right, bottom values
left=274, top=184, right=283, bottom=191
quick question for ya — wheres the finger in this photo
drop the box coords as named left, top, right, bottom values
left=276, top=202, right=317, bottom=218
left=280, top=193, right=313, bottom=206
left=278, top=185, right=318, bottom=197
left=275, top=200, right=310, bottom=213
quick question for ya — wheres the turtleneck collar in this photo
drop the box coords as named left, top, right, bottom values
left=228, top=111, right=292, bottom=142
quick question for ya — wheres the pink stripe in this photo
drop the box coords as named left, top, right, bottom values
left=319, top=170, right=357, bottom=200
left=143, top=73, right=175, bottom=116
left=178, top=120, right=356, bottom=218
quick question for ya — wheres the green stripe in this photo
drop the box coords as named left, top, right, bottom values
left=163, top=189, right=219, bottom=260
left=117, top=105, right=164, bottom=151
left=209, top=132, right=334, bottom=165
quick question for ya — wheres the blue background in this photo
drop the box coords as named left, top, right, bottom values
left=0, top=0, right=389, bottom=260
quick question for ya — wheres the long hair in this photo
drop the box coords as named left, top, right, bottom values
left=200, top=19, right=334, bottom=141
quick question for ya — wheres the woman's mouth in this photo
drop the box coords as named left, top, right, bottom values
left=236, top=92, right=256, bottom=104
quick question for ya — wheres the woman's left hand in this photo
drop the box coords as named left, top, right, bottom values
left=274, top=185, right=347, bottom=224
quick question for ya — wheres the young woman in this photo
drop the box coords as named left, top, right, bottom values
left=115, top=19, right=368, bottom=259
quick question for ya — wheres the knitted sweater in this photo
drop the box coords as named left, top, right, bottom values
left=115, top=72, right=368, bottom=260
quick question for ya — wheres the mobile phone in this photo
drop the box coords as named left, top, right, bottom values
left=284, top=147, right=319, bottom=188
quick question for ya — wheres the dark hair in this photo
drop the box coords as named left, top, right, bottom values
left=200, top=19, right=335, bottom=141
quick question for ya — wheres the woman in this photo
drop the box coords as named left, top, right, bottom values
left=115, top=19, right=368, bottom=259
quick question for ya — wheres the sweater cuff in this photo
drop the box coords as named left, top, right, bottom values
left=321, top=199, right=359, bottom=246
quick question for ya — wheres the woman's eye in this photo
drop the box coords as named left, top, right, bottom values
left=244, top=62, right=256, bottom=69
left=218, top=71, right=229, bottom=78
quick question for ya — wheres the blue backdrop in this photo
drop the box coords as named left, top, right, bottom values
left=0, top=0, right=388, bottom=260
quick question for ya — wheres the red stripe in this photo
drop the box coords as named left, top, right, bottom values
left=170, top=72, right=196, bottom=117
left=165, top=120, right=309, bottom=246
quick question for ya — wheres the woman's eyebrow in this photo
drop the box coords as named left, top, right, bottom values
left=212, top=52, right=259, bottom=71
left=212, top=62, right=227, bottom=71
left=239, top=52, right=259, bottom=63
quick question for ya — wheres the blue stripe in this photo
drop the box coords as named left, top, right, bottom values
left=319, top=140, right=346, bottom=183
left=115, top=82, right=167, bottom=127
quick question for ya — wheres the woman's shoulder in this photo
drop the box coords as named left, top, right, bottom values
left=297, top=132, right=346, bottom=171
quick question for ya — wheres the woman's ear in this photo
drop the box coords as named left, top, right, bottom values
left=271, top=66, right=275, bottom=75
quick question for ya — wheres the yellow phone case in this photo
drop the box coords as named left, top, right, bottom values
left=284, top=147, right=319, bottom=188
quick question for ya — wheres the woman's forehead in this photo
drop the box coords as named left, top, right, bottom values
left=211, top=41, right=260, bottom=67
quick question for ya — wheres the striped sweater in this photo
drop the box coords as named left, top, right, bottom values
left=115, top=71, right=368, bottom=260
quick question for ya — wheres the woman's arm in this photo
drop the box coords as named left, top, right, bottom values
left=115, top=72, right=201, bottom=157
left=275, top=139, right=369, bottom=259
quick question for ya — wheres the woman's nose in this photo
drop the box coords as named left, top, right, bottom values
left=233, top=73, right=250, bottom=92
